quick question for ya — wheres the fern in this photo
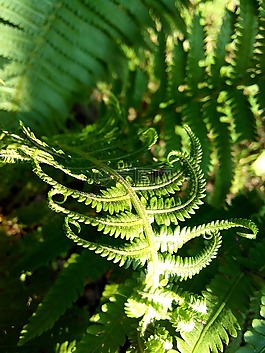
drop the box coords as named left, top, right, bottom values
left=232, top=0, right=259, bottom=83
left=55, top=341, right=77, bottom=353
left=0, top=0, right=185, bottom=133
left=18, top=251, right=109, bottom=345
left=74, top=281, right=134, bottom=353
left=235, top=286, right=265, bottom=353
left=0, top=114, right=258, bottom=352
left=0, top=2, right=263, bottom=351
left=1, top=0, right=263, bottom=207
left=176, top=257, right=254, bottom=353
left=114, top=0, right=264, bottom=207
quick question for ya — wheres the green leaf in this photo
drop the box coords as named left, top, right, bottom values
left=0, top=0, right=172, bottom=132
left=203, top=98, right=234, bottom=208
left=176, top=259, right=253, bottom=353
left=18, top=251, right=109, bottom=345
left=211, top=8, right=236, bottom=81
left=227, top=87, right=256, bottom=141
left=74, top=281, right=134, bottom=353
left=235, top=286, right=265, bottom=353
left=233, top=0, right=259, bottom=82
left=186, top=12, right=206, bottom=94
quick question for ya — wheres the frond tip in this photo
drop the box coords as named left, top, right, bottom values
left=159, top=231, right=222, bottom=280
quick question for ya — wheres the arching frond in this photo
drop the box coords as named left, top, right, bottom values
left=0, top=114, right=258, bottom=352
left=1, top=120, right=257, bottom=276
left=64, top=218, right=150, bottom=270
left=0, top=0, right=179, bottom=132
left=176, top=257, right=254, bottom=353
left=155, top=218, right=258, bottom=254
left=159, top=231, right=222, bottom=281
left=18, top=251, right=109, bottom=346
left=74, top=281, right=134, bottom=353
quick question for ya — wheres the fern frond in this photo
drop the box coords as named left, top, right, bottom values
left=159, top=231, right=222, bottom=281
left=203, top=99, right=234, bottom=207
left=155, top=217, right=257, bottom=254
left=176, top=293, right=239, bottom=353
left=227, top=87, right=256, bottom=141
left=0, top=2, right=263, bottom=351
left=0, top=148, right=29, bottom=164
left=55, top=341, right=77, bottom=353
left=18, top=251, right=109, bottom=346
left=157, top=216, right=257, bottom=280
left=181, top=12, right=210, bottom=174
left=186, top=12, right=206, bottom=94
left=167, top=39, right=186, bottom=104
left=137, top=144, right=205, bottom=226
left=64, top=218, right=150, bottom=270
left=1, top=118, right=258, bottom=351
left=139, top=325, right=174, bottom=353
left=232, top=0, right=259, bottom=83
left=83, top=0, right=148, bottom=46
left=255, top=2, right=265, bottom=115
left=1, top=121, right=257, bottom=278
left=182, top=102, right=210, bottom=176
left=204, top=7, right=236, bottom=207
left=0, top=0, right=176, bottom=132
left=48, top=189, right=143, bottom=241
left=48, top=181, right=132, bottom=215
left=183, top=125, right=203, bottom=165
left=211, top=8, right=236, bottom=81
left=132, top=166, right=185, bottom=197
left=74, top=281, right=134, bottom=353
left=185, top=218, right=258, bottom=240
left=176, top=258, right=253, bottom=353
left=235, top=286, right=265, bottom=353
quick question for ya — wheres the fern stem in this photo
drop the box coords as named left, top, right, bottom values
left=71, top=150, right=161, bottom=289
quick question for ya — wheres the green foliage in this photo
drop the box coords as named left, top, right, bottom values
left=235, top=286, right=265, bottom=353
left=0, top=1, right=264, bottom=353
left=176, top=258, right=253, bottom=353
left=0, top=0, right=264, bottom=206
left=0, top=0, right=182, bottom=133
left=18, top=251, right=109, bottom=346
left=75, top=281, right=134, bottom=353
left=0, top=109, right=259, bottom=352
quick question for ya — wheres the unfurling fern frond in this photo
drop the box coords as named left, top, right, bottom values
left=0, top=120, right=257, bottom=352
left=159, top=231, right=222, bottom=281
